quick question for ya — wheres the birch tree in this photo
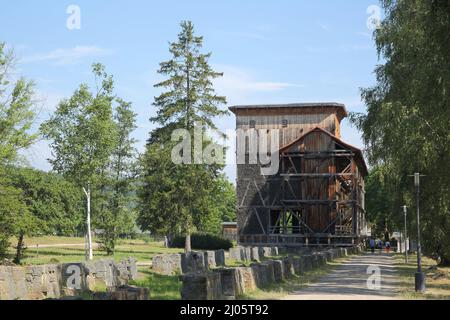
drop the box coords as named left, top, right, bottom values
left=41, top=63, right=117, bottom=260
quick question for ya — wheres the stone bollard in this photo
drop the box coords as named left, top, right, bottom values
left=215, top=250, right=226, bottom=267
left=229, top=247, right=253, bottom=262
left=229, top=247, right=244, bottom=261
left=204, top=250, right=225, bottom=268
left=311, top=255, right=319, bottom=269
left=181, top=251, right=208, bottom=273
left=292, top=257, right=304, bottom=275
left=236, top=267, right=256, bottom=294
left=152, top=254, right=183, bottom=275
left=272, top=260, right=285, bottom=283
left=180, top=272, right=222, bottom=300
left=316, top=253, right=327, bottom=266
left=215, top=268, right=242, bottom=299
left=261, top=261, right=276, bottom=284
left=244, top=247, right=252, bottom=261
left=302, top=255, right=313, bottom=272
left=251, top=263, right=267, bottom=288
left=282, top=256, right=295, bottom=278
left=205, top=251, right=217, bottom=269
left=327, top=250, right=335, bottom=261
left=334, top=249, right=339, bottom=258
left=250, top=247, right=261, bottom=261
left=262, top=247, right=279, bottom=257
left=109, top=285, right=149, bottom=300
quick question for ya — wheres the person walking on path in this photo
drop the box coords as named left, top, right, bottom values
left=385, top=240, right=391, bottom=254
left=370, top=238, right=376, bottom=254
left=378, top=239, right=383, bottom=254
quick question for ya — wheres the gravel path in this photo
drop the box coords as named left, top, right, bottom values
left=283, top=253, right=400, bottom=300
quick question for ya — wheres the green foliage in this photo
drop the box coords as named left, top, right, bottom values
left=139, top=139, right=224, bottom=236
left=192, top=174, right=237, bottom=234
left=215, top=175, right=237, bottom=223
left=138, top=21, right=230, bottom=241
left=1, top=167, right=84, bottom=263
left=8, top=167, right=84, bottom=236
left=351, top=0, right=450, bottom=265
left=364, top=166, right=399, bottom=238
left=0, top=42, right=38, bottom=259
left=95, top=98, right=138, bottom=255
left=130, top=270, right=181, bottom=300
left=40, top=63, right=117, bottom=187
left=151, top=20, right=227, bottom=130
left=170, top=233, right=233, bottom=250
left=0, top=43, right=38, bottom=166
left=0, top=177, right=29, bottom=259
left=41, top=63, right=138, bottom=256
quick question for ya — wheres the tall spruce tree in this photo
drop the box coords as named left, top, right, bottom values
left=139, top=21, right=228, bottom=251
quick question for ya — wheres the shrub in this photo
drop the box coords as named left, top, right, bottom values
left=170, top=233, right=233, bottom=250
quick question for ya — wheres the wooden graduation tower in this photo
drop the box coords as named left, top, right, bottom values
left=230, top=103, right=368, bottom=247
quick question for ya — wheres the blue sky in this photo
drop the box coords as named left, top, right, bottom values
left=0, top=0, right=382, bottom=182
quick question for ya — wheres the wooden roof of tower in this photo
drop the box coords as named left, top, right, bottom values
left=229, top=102, right=348, bottom=122
left=279, top=126, right=368, bottom=177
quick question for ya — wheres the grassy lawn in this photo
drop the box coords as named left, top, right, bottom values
left=7, top=236, right=182, bottom=265
left=393, top=253, right=450, bottom=300
left=10, top=235, right=88, bottom=246
left=239, top=257, right=350, bottom=300
left=130, top=268, right=182, bottom=300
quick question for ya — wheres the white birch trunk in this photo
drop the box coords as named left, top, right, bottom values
left=83, top=186, right=93, bottom=261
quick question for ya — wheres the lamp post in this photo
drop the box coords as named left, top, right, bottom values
left=403, top=205, right=408, bottom=264
left=413, top=173, right=425, bottom=293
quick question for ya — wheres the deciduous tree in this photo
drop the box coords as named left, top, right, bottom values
left=351, top=0, right=450, bottom=265
left=0, top=42, right=38, bottom=259
left=41, top=63, right=117, bottom=260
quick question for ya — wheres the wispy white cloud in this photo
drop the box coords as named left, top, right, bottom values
left=338, top=44, right=373, bottom=51
left=223, top=31, right=267, bottom=41
left=221, top=24, right=276, bottom=41
left=317, top=22, right=329, bottom=31
left=34, top=89, right=66, bottom=112
left=356, top=31, right=372, bottom=39
left=215, top=64, right=302, bottom=91
left=213, top=64, right=303, bottom=105
left=22, top=46, right=113, bottom=66
left=305, top=43, right=373, bottom=54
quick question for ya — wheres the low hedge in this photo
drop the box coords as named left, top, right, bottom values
left=170, top=233, right=233, bottom=250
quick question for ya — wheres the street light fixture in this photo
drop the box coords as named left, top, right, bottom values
left=402, top=205, right=408, bottom=264
left=411, top=172, right=426, bottom=293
